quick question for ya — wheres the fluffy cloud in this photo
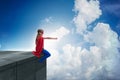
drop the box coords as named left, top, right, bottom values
left=84, top=23, right=120, bottom=49
left=48, top=23, right=120, bottom=80
left=84, top=23, right=120, bottom=79
left=48, top=44, right=83, bottom=80
left=46, top=27, right=71, bottom=80
left=44, top=26, right=70, bottom=51
left=47, top=0, right=120, bottom=80
left=50, top=26, right=70, bottom=40
left=73, top=0, right=102, bottom=34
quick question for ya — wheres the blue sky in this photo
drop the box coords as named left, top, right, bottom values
left=0, top=0, right=74, bottom=50
left=100, top=0, right=120, bottom=35
left=0, top=0, right=120, bottom=80
left=0, top=0, right=120, bottom=50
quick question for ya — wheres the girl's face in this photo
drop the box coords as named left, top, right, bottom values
left=38, top=32, right=43, bottom=36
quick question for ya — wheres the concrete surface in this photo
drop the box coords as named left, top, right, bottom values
left=0, top=51, right=46, bottom=80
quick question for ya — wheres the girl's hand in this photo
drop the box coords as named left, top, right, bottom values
left=54, top=38, right=58, bottom=39
left=44, top=37, right=58, bottom=40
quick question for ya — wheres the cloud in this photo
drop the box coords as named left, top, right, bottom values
left=44, top=26, right=70, bottom=56
left=48, top=44, right=83, bottom=80
left=73, top=0, right=102, bottom=34
left=49, top=26, right=70, bottom=40
left=85, top=23, right=120, bottom=79
left=45, top=17, right=53, bottom=23
left=47, top=0, right=120, bottom=80
left=84, top=23, right=120, bottom=48
left=48, top=23, right=120, bottom=80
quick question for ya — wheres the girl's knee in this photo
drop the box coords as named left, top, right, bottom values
left=48, top=53, right=51, bottom=57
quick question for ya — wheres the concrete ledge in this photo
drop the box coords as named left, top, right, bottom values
left=0, top=51, right=46, bottom=80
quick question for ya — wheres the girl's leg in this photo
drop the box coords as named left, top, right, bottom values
left=39, top=49, right=51, bottom=62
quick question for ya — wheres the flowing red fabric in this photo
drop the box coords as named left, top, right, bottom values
left=32, top=36, right=44, bottom=58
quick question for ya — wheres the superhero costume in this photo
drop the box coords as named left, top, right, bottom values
left=32, top=36, right=51, bottom=62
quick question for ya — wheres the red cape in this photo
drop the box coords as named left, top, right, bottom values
left=32, top=36, right=44, bottom=58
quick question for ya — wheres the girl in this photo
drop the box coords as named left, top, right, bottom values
left=32, top=29, right=57, bottom=62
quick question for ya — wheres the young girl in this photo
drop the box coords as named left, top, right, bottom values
left=32, top=29, right=57, bottom=62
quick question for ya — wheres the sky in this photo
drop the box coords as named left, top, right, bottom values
left=0, top=0, right=120, bottom=80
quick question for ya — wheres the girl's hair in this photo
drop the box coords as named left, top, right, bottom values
left=37, top=29, right=44, bottom=34
left=36, top=29, right=44, bottom=40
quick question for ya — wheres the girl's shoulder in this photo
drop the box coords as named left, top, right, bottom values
left=37, top=35, right=43, bottom=39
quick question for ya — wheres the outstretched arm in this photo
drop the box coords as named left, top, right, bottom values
left=44, top=37, right=57, bottom=40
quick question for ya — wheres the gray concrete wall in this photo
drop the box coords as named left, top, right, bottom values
left=0, top=51, right=46, bottom=80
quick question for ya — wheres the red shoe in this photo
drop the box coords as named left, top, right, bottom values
left=32, top=51, right=40, bottom=58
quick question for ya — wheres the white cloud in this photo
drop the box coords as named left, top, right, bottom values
left=45, top=17, right=52, bottom=23
left=84, top=23, right=120, bottom=49
left=73, top=0, right=102, bottom=34
left=44, top=26, right=70, bottom=51
left=47, top=0, right=120, bottom=80
left=48, top=44, right=83, bottom=80
left=47, top=24, right=120, bottom=79
left=50, top=26, right=70, bottom=40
